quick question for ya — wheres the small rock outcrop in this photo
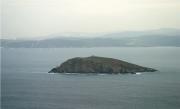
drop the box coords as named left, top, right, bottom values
left=49, top=56, right=157, bottom=74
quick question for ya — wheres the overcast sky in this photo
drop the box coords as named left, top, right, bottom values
left=1, top=0, right=180, bottom=39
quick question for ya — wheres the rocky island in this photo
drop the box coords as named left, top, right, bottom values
left=49, top=56, right=157, bottom=74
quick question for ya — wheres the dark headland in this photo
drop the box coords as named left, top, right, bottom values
left=49, top=56, right=157, bottom=74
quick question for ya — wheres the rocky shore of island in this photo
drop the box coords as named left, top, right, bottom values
left=49, top=56, right=157, bottom=74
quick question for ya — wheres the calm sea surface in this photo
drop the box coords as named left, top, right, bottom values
left=1, top=47, right=180, bottom=109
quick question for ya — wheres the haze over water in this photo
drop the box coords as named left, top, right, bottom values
left=1, top=0, right=180, bottom=109
left=2, top=47, right=180, bottom=109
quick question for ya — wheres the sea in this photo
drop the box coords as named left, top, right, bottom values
left=1, top=47, right=180, bottom=109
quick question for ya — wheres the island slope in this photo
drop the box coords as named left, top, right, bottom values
left=49, top=56, right=157, bottom=74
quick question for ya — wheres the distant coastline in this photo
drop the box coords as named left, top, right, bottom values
left=1, top=28, right=180, bottom=48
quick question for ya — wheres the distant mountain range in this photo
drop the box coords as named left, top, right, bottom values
left=1, top=28, right=180, bottom=48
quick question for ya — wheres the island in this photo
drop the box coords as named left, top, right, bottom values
left=49, top=56, right=157, bottom=74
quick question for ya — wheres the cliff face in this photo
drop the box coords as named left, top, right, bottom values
left=49, top=56, right=157, bottom=74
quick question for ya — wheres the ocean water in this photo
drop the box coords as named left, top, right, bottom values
left=1, top=47, right=180, bottom=109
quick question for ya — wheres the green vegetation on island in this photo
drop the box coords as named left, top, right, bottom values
left=49, top=56, right=157, bottom=74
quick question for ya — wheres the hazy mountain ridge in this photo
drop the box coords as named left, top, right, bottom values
left=1, top=29, right=180, bottom=48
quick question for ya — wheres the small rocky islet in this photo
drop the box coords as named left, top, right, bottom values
left=49, top=56, right=157, bottom=74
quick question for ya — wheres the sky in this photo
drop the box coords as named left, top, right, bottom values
left=1, top=0, right=180, bottom=39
